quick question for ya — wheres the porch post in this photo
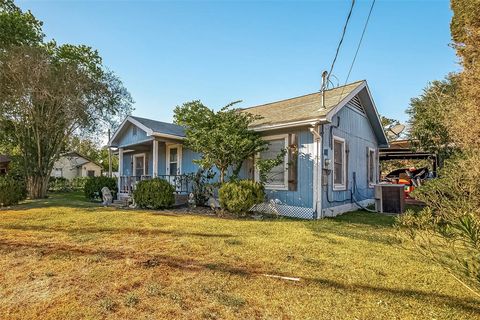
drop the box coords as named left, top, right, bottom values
left=152, top=140, right=158, bottom=178
left=118, top=147, right=124, bottom=191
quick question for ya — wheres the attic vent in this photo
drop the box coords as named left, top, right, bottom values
left=348, top=95, right=365, bottom=114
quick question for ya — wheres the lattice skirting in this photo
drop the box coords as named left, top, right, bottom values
left=252, top=201, right=315, bottom=219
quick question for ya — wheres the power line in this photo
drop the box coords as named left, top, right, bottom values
left=325, top=0, right=356, bottom=90
left=336, top=0, right=376, bottom=104
left=344, top=0, right=376, bottom=87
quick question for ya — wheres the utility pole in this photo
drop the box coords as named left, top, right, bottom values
left=108, top=129, right=112, bottom=178
left=320, top=70, right=328, bottom=109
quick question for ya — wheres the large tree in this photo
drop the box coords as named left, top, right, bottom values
left=406, top=74, right=458, bottom=162
left=0, top=1, right=132, bottom=198
left=174, top=101, right=268, bottom=183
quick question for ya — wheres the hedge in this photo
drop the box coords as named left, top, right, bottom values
left=219, top=180, right=265, bottom=215
left=0, top=176, right=27, bottom=207
left=133, top=178, right=175, bottom=209
left=84, top=176, right=117, bottom=200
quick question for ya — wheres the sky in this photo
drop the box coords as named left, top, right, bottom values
left=18, top=0, right=458, bottom=124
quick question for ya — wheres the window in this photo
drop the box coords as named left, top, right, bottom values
left=87, top=170, right=95, bottom=177
left=133, top=154, right=146, bottom=177
left=333, top=136, right=346, bottom=190
left=255, top=134, right=288, bottom=190
left=368, top=148, right=376, bottom=186
left=166, top=145, right=182, bottom=175
left=132, top=126, right=137, bottom=136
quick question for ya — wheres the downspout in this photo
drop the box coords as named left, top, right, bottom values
left=309, top=124, right=322, bottom=219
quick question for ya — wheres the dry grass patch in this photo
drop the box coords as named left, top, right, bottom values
left=0, top=192, right=479, bottom=319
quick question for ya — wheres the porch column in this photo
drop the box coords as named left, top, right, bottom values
left=118, top=147, right=124, bottom=191
left=152, top=140, right=158, bottom=177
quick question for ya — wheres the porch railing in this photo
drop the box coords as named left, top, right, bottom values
left=119, top=174, right=191, bottom=195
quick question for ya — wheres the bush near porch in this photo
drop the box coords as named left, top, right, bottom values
left=133, top=178, right=175, bottom=209
left=84, top=176, right=117, bottom=200
left=219, top=180, right=265, bottom=215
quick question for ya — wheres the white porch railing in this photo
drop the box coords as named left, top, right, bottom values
left=119, top=175, right=191, bottom=195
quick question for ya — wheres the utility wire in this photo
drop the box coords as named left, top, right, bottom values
left=344, top=0, right=376, bottom=87
left=336, top=0, right=376, bottom=103
left=325, top=0, right=356, bottom=89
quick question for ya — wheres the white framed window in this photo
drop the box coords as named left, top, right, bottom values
left=133, top=153, right=146, bottom=177
left=367, top=147, right=376, bottom=187
left=166, top=144, right=182, bottom=175
left=333, top=136, right=347, bottom=190
left=255, top=134, right=289, bottom=190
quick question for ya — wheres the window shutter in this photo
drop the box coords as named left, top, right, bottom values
left=288, top=134, right=298, bottom=191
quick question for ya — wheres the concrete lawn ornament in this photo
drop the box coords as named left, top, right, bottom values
left=101, top=187, right=113, bottom=206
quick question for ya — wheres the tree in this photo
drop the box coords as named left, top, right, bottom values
left=67, top=137, right=119, bottom=171
left=174, top=100, right=268, bottom=183
left=448, top=0, right=480, bottom=148
left=0, top=0, right=44, bottom=49
left=397, top=0, right=480, bottom=297
left=406, top=74, right=458, bottom=162
left=0, top=1, right=132, bottom=198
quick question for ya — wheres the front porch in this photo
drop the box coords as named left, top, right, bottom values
left=118, top=174, right=192, bottom=195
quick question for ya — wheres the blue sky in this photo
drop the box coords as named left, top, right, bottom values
left=18, top=0, right=458, bottom=124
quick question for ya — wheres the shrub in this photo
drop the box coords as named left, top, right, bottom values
left=0, top=176, right=27, bottom=206
left=189, top=168, right=216, bottom=206
left=396, top=150, right=480, bottom=295
left=48, top=177, right=72, bottom=192
left=84, top=176, right=117, bottom=200
left=71, top=177, right=88, bottom=191
left=133, top=178, right=175, bottom=209
left=219, top=180, right=265, bottom=215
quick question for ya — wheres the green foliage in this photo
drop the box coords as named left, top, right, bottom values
left=174, top=100, right=268, bottom=183
left=0, top=0, right=44, bottom=49
left=189, top=168, right=216, bottom=206
left=256, top=148, right=287, bottom=185
left=406, top=74, right=458, bottom=162
left=0, top=175, right=26, bottom=206
left=48, top=177, right=71, bottom=192
left=71, top=177, right=88, bottom=190
left=396, top=150, right=480, bottom=296
left=84, top=176, right=117, bottom=200
left=0, top=3, right=132, bottom=199
left=133, top=178, right=175, bottom=210
left=219, top=180, right=265, bottom=215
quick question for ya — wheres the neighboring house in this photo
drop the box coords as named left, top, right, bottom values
left=51, top=152, right=103, bottom=179
left=109, top=80, right=388, bottom=219
left=0, top=155, right=11, bottom=175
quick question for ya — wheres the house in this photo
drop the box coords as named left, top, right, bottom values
left=51, top=152, right=103, bottom=179
left=0, top=154, right=11, bottom=175
left=108, top=80, right=388, bottom=219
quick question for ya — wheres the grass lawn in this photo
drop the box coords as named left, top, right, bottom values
left=0, top=192, right=478, bottom=319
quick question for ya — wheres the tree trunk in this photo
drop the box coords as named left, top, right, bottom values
left=27, top=175, right=49, bottom=199
left=219, top=169, right=225, bottom=184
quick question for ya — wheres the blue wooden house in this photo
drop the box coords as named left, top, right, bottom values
left=109, top=80, right=388, bottom=219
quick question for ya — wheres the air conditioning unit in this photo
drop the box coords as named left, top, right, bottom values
left=374, top=184, right=405, bottom=214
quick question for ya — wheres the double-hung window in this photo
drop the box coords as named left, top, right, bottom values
left=333, top=136, right=346, bottom=190
left=256, top=134, right=288, bottom=190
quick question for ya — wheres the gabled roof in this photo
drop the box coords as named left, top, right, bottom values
left=109, top=116, right=185, bottom=147
left=130, top=116, right=185, bottom=138
left=242, top=80, right=364, bottom=129
left=62, top=151, right=103, bottom=168
left=241, top=80, right=389, bottom=147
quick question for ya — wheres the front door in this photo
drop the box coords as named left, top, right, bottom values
left=166, top=145, right=182, bottom=175
left=133, top=154, right=146, bottom=177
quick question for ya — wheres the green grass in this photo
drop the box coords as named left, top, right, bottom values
left=0, top=192, right=478, bottom=319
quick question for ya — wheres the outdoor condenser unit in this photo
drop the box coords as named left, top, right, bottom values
left=374, top=184, right=405, bottom=214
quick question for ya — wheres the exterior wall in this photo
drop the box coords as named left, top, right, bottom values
left=51, top=156, right=102, bottom=179
left=79, top=162, right=103, bottom=177
left=117, top=123, right=151, bottom=147
left=321, top=105, right=379, bottom=216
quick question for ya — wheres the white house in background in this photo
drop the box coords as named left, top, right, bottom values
left=51, top=152, right=103, bottom=179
